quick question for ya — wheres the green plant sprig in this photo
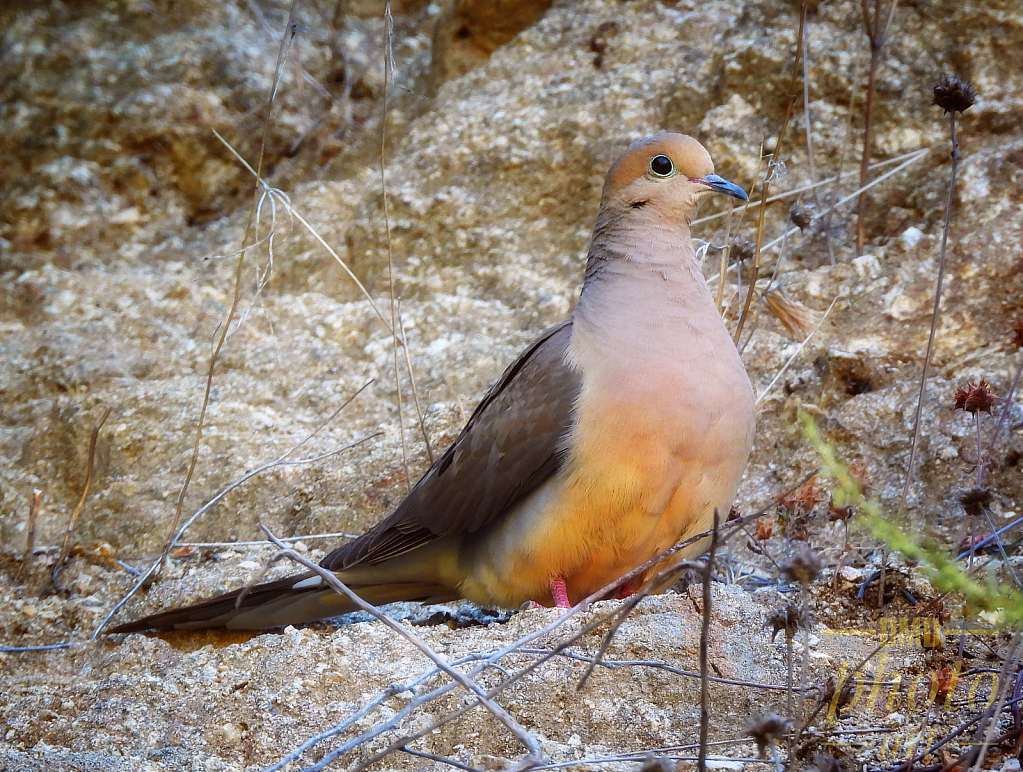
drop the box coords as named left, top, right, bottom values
left=799, top=411, right=1023, bottom=626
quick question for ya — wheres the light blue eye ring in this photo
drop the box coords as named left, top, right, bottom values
left=649, top=155, right=674, bottom=177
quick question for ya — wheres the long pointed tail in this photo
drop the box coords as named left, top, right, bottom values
left=108, top=573, right=458, bottom=632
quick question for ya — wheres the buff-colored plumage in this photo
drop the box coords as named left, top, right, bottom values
left=111, top=133, right=755, bottom=632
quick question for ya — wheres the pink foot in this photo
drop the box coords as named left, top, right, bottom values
left=551, top=577, right=571, bottom=609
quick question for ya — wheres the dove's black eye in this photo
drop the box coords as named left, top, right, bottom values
left=649, top=155, right=674, bottom=177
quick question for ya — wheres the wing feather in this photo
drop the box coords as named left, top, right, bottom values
left=323, top=320, right=578, bottom=570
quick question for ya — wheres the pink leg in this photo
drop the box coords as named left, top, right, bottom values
left=550, top=577, right=571, bottom=609
left=616, top=579, right=641, bottom=599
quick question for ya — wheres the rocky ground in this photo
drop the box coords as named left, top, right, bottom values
left=3, top=0, right=1023, bottom=770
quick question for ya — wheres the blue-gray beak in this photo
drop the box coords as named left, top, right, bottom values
left=693, top=174, right=749, bottom=202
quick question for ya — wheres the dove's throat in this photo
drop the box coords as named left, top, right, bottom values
left=572, top=218, right=734, bottom=370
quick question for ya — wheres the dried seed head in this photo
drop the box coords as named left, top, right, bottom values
left=952, top=380, right=997, bottom=415
left=780, top=547, right=822, bottom=586
left=827, top=500, right=854, bottom=523
left=932, top=75, right=977, bottom=115
left=1011, top=320, right=1023, bottom=349
left=762, top=288, right=821, bottom=340
left=753, top=518, right=774, bottom=541
left=788, top=520, right=812, bottom=542
left=766, top=603, right=809, bottom=641
left=958, top=486, right=993, bottom=517
left=789, top=203, right=816, bottom=231
left=730, top=238, right=756, bottom=263
left=727, top=505, right=742, bottom=522
left=748, top=714, right=793, bottom=757
left=777, top=476, right=826, bottom=517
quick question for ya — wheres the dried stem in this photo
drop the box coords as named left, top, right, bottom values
left=785, top=631, right=795, bottom=738
left=799, top=10, right=835, bottom=265
left=896, top=111, right=959, bottom=519
left=166, top=8, right=299, bottom=552
left=975, top=411, right=984, bottom=487
left=260, top=525, right=545, bottom=766
left=379, top=1, right=411, bottom=492
left=971, top=633, right=1021, bottom=772
left=855, top=0, right=899, bottom=254
left=980, top=507, right=1022, bottom=589
left=575, top=590, right=649, bottom=691
left=733, top=0, right=807, bottom=344
left=756, top=297, right=838, bottom=404
left=698, top=510, right=720, bottom=772
left=17, top=488, right=42, bottom=581
left=717, top=205, right=733, bottom=313
left=213, top=128, right=393, bottom=331
left=397, top=299, right=435, bottom=464
left=758, top=148, right=929, bottom=255
left=97, top=382, right=374, bottom=637
left=799, top=584, right=809, bottom=724
left=53, top=406, right=111, bottom=589
left=692, top=148, right=925, bottom=228
left=981, top=352, right=1023, bottom=483
left=23, top=488, right=41, bottom=563
left=315, top=511, right=784, bottom=772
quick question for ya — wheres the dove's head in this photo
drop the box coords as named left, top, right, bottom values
left=600, top=133, right=747, bottom=223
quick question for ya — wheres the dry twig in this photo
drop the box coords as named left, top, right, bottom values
left=698, top=510, right=721, bottom=772
left=260, top=525, right=546, bottom=767
left=53, top=406, right=111, bottom=589
left=855, top=0, right=899, bottom=253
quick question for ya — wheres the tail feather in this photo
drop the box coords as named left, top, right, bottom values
left=108, top=573, right=459, bottom=632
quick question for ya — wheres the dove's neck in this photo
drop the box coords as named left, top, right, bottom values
left=571, top=210, right=728, bottom=364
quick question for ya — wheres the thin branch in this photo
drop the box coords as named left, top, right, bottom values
left=401, top=747, right=485, bottom=772
left=972, top=633, right=1021, bottom=772
left=756, top=297, right=839, bottom=405
left=260, top=526, right=546, bottom=765
left=175, top=531, right=359, bottom=548
left=799, top=9, right=835, bottom=265
left=981, top=350, right=1023, bottom=483
left=398, top=299, right=434, bottom=463
left=855, top=0, right=899, bottom=254
left=698, top=510, right=720, bottom=772
left=167, top=9, right=300, bottom=553
left=212, top=128, right=393, bottom=332
left=20, top=488, right=42, bottom=570
left=53, top=406, right=111, bottom=588
left=96, top=382, right=375, bottom=637
left=691, top=148, right=929, bottom=227
left=895, top=114, right=959, bottom=518
left=734, top=0, right=808, bottom=343
left=758, top=148, right=930, bottom=255
left=265, top=499, right=807, bottom=770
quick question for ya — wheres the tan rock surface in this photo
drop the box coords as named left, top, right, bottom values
left=3, top=0, right=1023, bottom=769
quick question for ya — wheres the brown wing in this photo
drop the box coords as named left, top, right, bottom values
left=322, top=320, right=578, bottom=570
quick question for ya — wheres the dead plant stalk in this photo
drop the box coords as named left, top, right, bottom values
left=167, top=8, right=299, bottom=553
left=698, top=510, right=720, bottom=772
left=896, top=103, right=964, bottom=519
left=53, top=406, right=111, bottom=588
left=855, top=0, right=899, bottom=254
left=733, top=0, right=808, bottom=345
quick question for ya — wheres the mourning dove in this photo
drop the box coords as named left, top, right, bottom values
left=111, top=133, right=755, bottom=632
